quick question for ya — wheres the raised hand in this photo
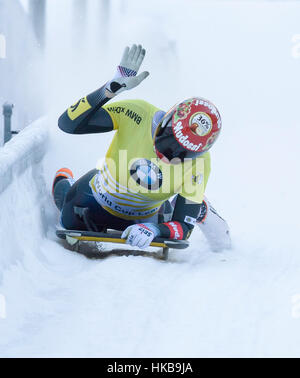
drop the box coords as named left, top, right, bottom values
left=105, top=44, right=149, bottom=98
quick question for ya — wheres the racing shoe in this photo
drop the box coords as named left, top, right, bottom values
left=52, top=168, right=75, bottom=211
left=52, top=167, right=74, bottom=195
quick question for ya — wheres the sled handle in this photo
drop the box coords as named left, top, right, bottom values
left=66, top=234, right=168, bottom=248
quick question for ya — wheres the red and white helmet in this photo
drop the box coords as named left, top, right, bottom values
left=154, top=97, right=222, bottom=162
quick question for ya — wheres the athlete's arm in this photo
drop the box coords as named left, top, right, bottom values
left=58, top=44, right=149, bottom=135
left=122, top=195, right=202, bottom=248
left=58, top=86, right=115, bottom=134
left=157, top=195, right=202, bottom=240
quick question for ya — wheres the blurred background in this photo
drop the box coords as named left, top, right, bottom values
left=1, top=0, right=299, bottom=228
left=2, top=0, right=300, bottom=130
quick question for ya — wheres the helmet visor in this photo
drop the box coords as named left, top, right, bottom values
left=154, top=115, right=205, bottom=162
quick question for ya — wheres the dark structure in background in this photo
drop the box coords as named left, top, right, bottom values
left=2, top=103, right=15, bottom=144
left=29, top=0, right=47, bottom=49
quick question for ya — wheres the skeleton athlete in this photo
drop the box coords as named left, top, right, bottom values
left=53, top=44, right=231, bottom=251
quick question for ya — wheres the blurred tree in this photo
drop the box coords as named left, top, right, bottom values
left=29, top=0, right=46, bottom=49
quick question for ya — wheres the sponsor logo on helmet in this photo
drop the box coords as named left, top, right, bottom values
left=194, top=99, right=222, bottom=129
left=173, top=121, right=203, bottom=151
left=189, top=112, right=212, bottom=136
left=175, top=101, right=193, bottom=121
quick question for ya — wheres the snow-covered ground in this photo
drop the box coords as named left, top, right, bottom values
left=1, top=0, right=300, bottom=357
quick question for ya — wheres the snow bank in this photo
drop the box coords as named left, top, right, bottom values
left=0, top=119, right=49, bottom=274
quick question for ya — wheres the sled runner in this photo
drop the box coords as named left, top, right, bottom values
left=56, top=229, right=189, bottom=260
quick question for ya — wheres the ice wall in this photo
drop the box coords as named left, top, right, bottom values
left=0, top=119, right=48, bottom=278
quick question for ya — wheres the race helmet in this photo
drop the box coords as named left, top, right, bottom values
left=154, top=97, right=222, bottom=162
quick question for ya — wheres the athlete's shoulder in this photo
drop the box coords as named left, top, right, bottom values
left=129, top=99, right=160, bottom=110
left=102, top=99, right=160, bottom=130
left=104, top=99, right=159, bottom=112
